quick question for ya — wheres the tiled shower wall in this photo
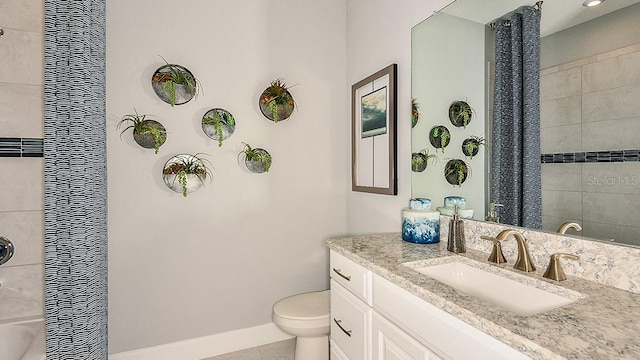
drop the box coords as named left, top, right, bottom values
left=0, top=0, right=45, bottom=320
left=540, top=43, right=640, bottom=247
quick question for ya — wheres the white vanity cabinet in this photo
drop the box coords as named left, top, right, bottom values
left=372, top=311, right=442, bottom=360
left=329, top=251, right=529, bottom=360
left=330, top=251, right=373, bottom=359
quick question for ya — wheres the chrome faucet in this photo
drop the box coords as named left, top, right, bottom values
left=0, top=236, right=15, bottom=266
left=486, top=203, right=503, bottom=223
left=557, top=222, right=582, bottom=234
left=481, top=229, right=536, bottom=272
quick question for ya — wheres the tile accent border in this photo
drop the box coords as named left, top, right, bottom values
left=541, top=149, right=640, bottom=164
left=0, top=137, right=44, bottom=158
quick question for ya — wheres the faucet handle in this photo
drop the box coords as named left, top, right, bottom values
left=480, top=236, right=507, bottom=264
left=543, top=253, right=580, bottom=281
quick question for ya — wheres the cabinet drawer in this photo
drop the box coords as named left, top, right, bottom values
left=330, top=340, right=349, bottom=360
left=373, top=274, right=529, bottom=360
left=331, top=279, right=372, bottom=360
left=330, top=251, right=372, bottom=305
left=372, top=311, right=443, bottom=360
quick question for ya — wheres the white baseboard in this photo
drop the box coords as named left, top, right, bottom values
left=109, top=323, right=293, bottom=360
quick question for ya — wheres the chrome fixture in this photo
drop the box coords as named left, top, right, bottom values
left=534, top=1, right=543, bottom=11
left=583, top=0, right=605, bottom=7
left=543, top=253, right=580, bottom=281
left=481, top=229, right=536, bottom=272
left=486, top=203, right=503, bottom=223
left=557, top=222, right=582, bottom=234
left=0, top=236, right=15, bottom=265
left=0, top=27, right=4, bottom=38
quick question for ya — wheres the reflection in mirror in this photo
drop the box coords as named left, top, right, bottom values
left=490, top=5, right=542, bottom=229
left=411, top=8, right=487, bottom=221
left=412, top=0, right=640, bottom=247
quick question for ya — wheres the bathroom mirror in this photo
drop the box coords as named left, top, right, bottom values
left=412, top=0, right=640, bottom=247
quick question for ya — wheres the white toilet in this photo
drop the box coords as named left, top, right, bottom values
left=272, top=290, right=330, bottom=360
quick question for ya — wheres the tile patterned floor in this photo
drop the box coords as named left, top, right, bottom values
left=201, top=339, right=295, bottom=360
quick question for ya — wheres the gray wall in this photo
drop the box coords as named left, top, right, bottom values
left=540, top=5, right=640, bottom=246
left=0, top=0, right=44, bottom=321
left=107, top=0, right=348, bottom=353
left=346, top=0, right=453, bottom=235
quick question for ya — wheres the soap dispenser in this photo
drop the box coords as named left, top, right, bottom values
left=447, top=206, right=466, bottom=253
left=486, top=203, right=503, bottom=223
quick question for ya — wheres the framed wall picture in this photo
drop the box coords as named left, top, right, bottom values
left=352, top=64, right=397, bottom=195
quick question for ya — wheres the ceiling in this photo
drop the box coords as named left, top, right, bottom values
left=440, top=0, right=640, bottom=37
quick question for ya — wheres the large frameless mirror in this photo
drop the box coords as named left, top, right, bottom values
left=411, top=0, right=640, bottom=247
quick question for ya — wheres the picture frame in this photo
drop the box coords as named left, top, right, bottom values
left=352, top=64, right=397, bottom=195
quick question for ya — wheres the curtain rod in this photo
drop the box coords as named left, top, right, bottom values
left=489, top=1, right=543, bottom=31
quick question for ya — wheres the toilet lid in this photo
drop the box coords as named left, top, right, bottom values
left=273, top=290, right=330, bottom=320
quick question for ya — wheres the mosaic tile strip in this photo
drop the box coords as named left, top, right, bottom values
left=0, top=137, right=44, bottom=157
left=541, top=150, right=639, bottom=163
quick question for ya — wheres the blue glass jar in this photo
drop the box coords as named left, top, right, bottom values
left=401, top=209, right=440, bottom=244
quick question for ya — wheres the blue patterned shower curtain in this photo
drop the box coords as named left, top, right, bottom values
left=43, top=0, right=108, bottom=359
left=491, top=6, right=542, bottom=229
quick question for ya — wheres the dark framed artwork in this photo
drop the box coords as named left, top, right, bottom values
left=352, top=64, right=397, bottom=195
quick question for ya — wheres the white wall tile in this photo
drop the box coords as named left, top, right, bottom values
left=540, top=124, right=582, bottom=153
left=0, top=264, right=44, bottom=320
left=540, top=95, right=581, bottom=128
left=539, top=43, right=640, bottom=248
left=0, top=158, right=44, bottom=212
left=582, top=83, right=640, bottom=123
left=557, top=55, right=596, bottom=72
left=0, top=28, right=43, bottom=86
left=596, top=43, right=640, bottom=62
left=0, top=0, right=43, bottom=33
left=540, top=67, right=581, bottom=101
left=542, top=163, right=582, bottom=191
left=0, top=0, right=44, bottom=324
left=582, top=117, right=640, bottom=151
left=0, top=210, right=43, bottom=266
left=0, top=0, right=44, bottom=32
left=582, top=221, right=640, bottom=247
left=583, top=50, right=640, bottom=94
left=582, top=163, right=640, bottom=195
left=540, top=66, right=560, bottom=77
left=583, top=192, right=640, bottom=227
left=0, top=83, right=43, bottom=137
left=542, top=189, right=582, bottom=220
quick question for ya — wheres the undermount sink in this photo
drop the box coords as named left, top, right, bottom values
left=404, top=257, right=585, bottom=316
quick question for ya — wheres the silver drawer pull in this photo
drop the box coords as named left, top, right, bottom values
left=332, top=268, right=351, bottom=281
left=333, top=318, right=352, bottom=337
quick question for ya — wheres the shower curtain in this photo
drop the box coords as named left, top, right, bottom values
left=491, top=6, right=542, bottom=229
left=43, top=0, right=108, bottom=359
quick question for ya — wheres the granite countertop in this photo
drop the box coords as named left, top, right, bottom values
left=326, top=233, right=640, bottom=360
